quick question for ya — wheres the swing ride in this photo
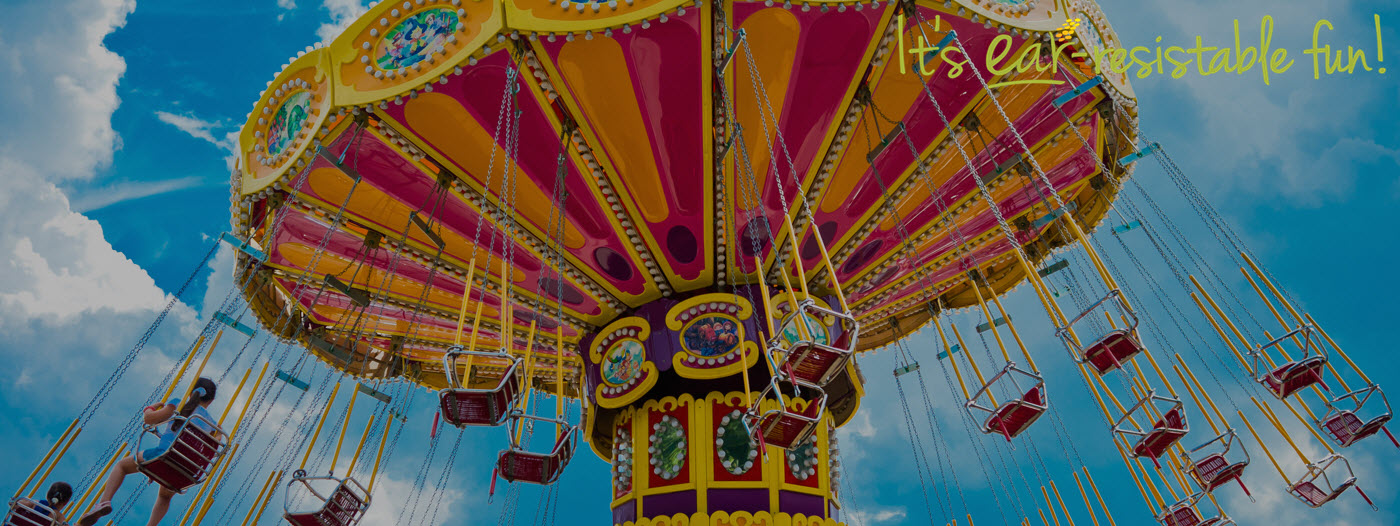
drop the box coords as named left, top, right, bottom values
left=7, top=0, right=1398, bottom=525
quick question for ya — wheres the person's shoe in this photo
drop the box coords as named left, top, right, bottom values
left=76, top=502, right=111, bottom=526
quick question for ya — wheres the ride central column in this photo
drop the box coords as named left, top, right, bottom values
left=580, top=290, right=865, bottom=526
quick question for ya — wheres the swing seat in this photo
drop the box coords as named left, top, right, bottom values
left=283, top=480, right=368, bottom=526
left=439, top=351, right=523, bottom=427
left=1081, top=329, right=1144, bottom=375
left=137, top=415, right=226, bottom=494
left=982, top=385, right=1048, bottom=440
left=6, top=498, right=65, bottom=526
left=1323, top=410, right=1393, bottom=447
left=1158, top=506, right=1225, bottom=526
left=781, top=339, right=853, bottom=387
left=1132, top=408, right=1188, bottom=460
left=751, top=391, right=826, bottom=450
left=1289, top=478, right=1356, bottom=508
left=1261, top=355, right=1327, bottom=399
left=1190, top=453, right=1248, bottom=492
left=498, top=427, right=578, bottom=485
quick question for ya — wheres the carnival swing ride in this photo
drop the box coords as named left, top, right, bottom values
left=7, top=0, right=1397, bottom=524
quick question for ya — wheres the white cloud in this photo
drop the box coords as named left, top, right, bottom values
left=317, top=0, right=371, bottom=43
left=69, top=175, right=207, bottom=212
left=848, top=506, right=908, bottom=524
left=154, top=110, right=241, bottom=172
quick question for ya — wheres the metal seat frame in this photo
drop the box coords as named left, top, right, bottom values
left=1251, top=324, right=1329, bottom=400
left=6, top=497, right=68, bottom=526
left=965, top=362, right=1048, bottom=441
left=438, top=346, right=525, bottom=428
left=135, top=413, right=229, bottom=494
left=1184, top=429, right=1251, bottom=496
left=1113, top=390, right=1189, bottom=466
left=769, top=299, right=859, bottom=388
left=1156, top=491, right=1233, bottom=526
left=1055, top=289, right=1144, bottom=374
left=745, top=373, right=827, bottom=450
left=497, top=413, right=579, bottom=485
left=1286, top=454, right=1373, bottom=509
left=1318, top=383, right=1397, bottom=448
left=282, top=473, right=371, bottom=526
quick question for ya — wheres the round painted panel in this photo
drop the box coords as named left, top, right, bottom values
left=601, top=339, right=645, bottom=386
left=681, top=315, right=742, bottom=357
left=266, top=91, right=311, bottom=157
left=649, top=415, right=686, bottom=480
left=375, top=8, right=460, bottom=71
left=779, top=312, right=828, bottom=347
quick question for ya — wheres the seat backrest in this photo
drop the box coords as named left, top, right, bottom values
left=1023, top=386, right=1045, bottom=406
left=1159, top=408, right=1184, bottom=429
left=8, top=505, right=56, bottom=526
left=1193, top=454, right=1227, bottom=479
left=1324, top=412, right=1362, bottom=438
left=1292, top=482, right=1327, bottom=506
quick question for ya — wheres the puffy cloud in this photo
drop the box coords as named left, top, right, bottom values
left=317, top=0, right=371, bottom=43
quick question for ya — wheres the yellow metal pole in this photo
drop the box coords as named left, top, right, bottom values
left=808, top=214, right=849, bottom=313
left=1038, top=509, right=1052, bottom=526
left=1082, top=468, right=1116, bottom=526
left=74, top=443, right=127, bottom=517
left=1175, top=356, right=1230, bottom=431
left=238, top=471, right=278, bottom=526
left=1072, top=472, right=1102, bottom=526
left=1173, top=363, right=1219, bottom=435
left=781, top=215, right=812, bottom=301
left=935, top=317, right=972, bottom=401
left=162, top=335, right=207, bottom=403
left=367, top=417, right=392, bottom=494
left=225, top=364, right=268, bottom=443
left=1040, top=486, right=1063, bottom=526
left=1113, top=443, right=1158, bottom=514
left=950, top=324, right=995, bottom=406
left=248, top=470, right=280, bottom=526
left=556, top=325, right=566, bottom=437
left=190, top=443, right=240, bottom=526
left=28, top=424, right=81, bottom=498
left=345, top=415, right=377, bottom=476
left=454, top=260, right=478, bottom=346
left=515, top=321, right=538, bottom=445
left=1238, top=410, right=1288, bottom=482
left=16, top=417, right=78, bottom=499
left=1188, top=277, right=1256, bottom=370
left=179, top=443, right=238, bottom=526
left=1239, top=253, right=1307, bottom=326
left=1278, top=398, right=1333, bottom=454
left=988, top=289, right=1037, bottom=371
left=1050, top=481, right=1075, bottom=526
left=330, top=390, right=360, bottom=474
left=968, top=277, right=1013, bottom=365
left=218, top=368, right=254, bottom=426
left=776, top=266, right=812, bottom=342
left=1305, top=314, right=1371, bottom=384
left=1187, top=292, right=1253, bottom=376
left=1240, top=270, right=1312, bottom=365
left=179, top=331, right=224, bottom=407
left=300, top=384, right=341, bottom=471
left=1251, top=398, right=1309, bottom=465
left=754, top=257, right=778, bottom=338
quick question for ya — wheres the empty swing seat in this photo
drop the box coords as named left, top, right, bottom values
left=777, top=307, right=858, bottom=387
left=6, top=498, right=66, bottom=526
left=1190, top=453, right=1248, bottom=493
left=1323, top=411, right=1394, bottom=447
left=1159, top=506, right=1225, bottom=526
left=751, top=389, right=826, bottom=450
left=1082, top=329, right=1144, bottom=375
left=1290, top=478, right=1357, bottom=508
left=439, top=357, right=523, bottom=427
left=982, top=386, right=1048, bottom=440
left=498, top=428, right=578, bottom=485
left=1261, top=356, right=1327, bottom=399
left=284, top=480, right=369, bottom=526
left=1133, top=408, right=1189, bottom=460
left=137, top=415, right=225, bottom=494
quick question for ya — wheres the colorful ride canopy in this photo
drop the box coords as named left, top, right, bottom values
left=229, top=0, right=1139, bottom=392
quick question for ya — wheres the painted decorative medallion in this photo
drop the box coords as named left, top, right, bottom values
left=265, top=90, right=311, bottom=157
left=681, top=315, right=742, bottom=357
left=786, top=434, right=820, bottom=481
left=601, top=339, right=645, bottom=386
left=648, top=415, right=687, bottom=480
left=715, top=410, right=758, bottom=476
left=375, top=8, right=461, bottom=71
left=779, top=311, right=828, bottom=347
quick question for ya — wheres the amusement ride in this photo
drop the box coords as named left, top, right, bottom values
left=7, top=0, right=1395, bottom=524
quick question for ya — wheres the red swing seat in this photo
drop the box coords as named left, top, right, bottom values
left=438, top=349, right=524, bottom=427
left=1133, top=408, right=1189, bottom=461
left=748, top=378, right=826, bottom=450
left=1081, top=329, right=1145, bottom=375
left=1286, top=454, right=1373, bottom=509
left=136, top=415, right=227, bottom=494
left=1323, top=411, right=1395, bottom=448
left=1159, top=506, right=1226, bottom=526
left=6, top=498, right=65, bottom=526
left=982, top=386, right=1048, bottom=441
left=498, top=426, right=578, bottom=485
left=1261, top=356, right=1328, bottom=399
left=283, top=478, right=369, bottom=526
left=774, top=303, right=858, bottom=387
left=1290, top=479, right=1356, bottom=508
left=1190, top=453, right=1249, bottom=493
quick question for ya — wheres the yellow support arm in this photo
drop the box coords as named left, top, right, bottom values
left=17, top=418, right=78, bottom=499
left=300, top=384, right=341, bottom=471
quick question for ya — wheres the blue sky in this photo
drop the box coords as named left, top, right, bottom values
left=0, top=0, right=1397, bottom=525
